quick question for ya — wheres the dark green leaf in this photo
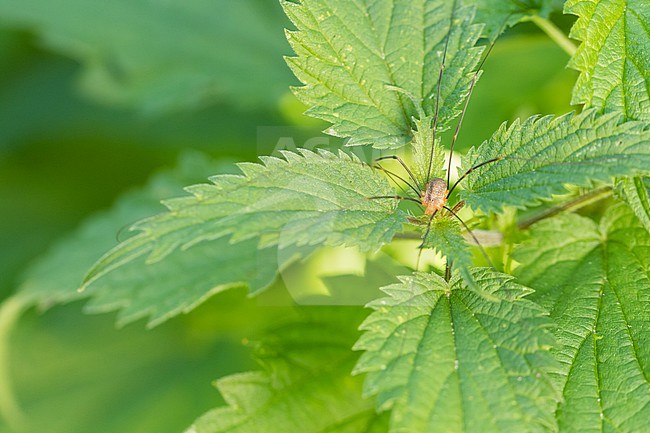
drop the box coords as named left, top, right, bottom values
left=514, top=204, right=650, bottom=432
left=474, top=0, right=562, bottom=39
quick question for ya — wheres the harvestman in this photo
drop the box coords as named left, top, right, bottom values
left=367, top=15, right=507, bottom=275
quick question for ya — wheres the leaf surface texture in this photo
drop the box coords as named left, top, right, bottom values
left=462, top=110, right=650, bottom=213
left=284, top=0, right=484, bottom=149
left=354, top=269, right=558, bottom=432
left=514, top=204, right=650, bottom=432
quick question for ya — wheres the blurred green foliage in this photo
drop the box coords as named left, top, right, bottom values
left=1, top=296, right=249, bottom=433
left=0, top=0, right=293, bottom=113
left=0, top=2, right=574, bottom=432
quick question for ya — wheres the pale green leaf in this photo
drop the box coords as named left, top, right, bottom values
left=514, top=204, right=650, bottom=432
left=0, top=0, right=291, bottom=113
left=186, top=309, right=388, bottom=433
left=411, top=116, right=448, bottom=187
left=421, top=218, right=472, bottom=272
left=18, top=152, right=228, bottom=309
left=615, top=176, right=650, bottom=232
left=419, top=216, right=478, bottom=290
left=353, top=269, right=558, bottom=433
left=461, top=109, right=650, bottom=213
left=16, top=153, right=298, bottom=328
left=82, top=239, right=294, bottom=328
left=83, top=150, right=406, bottom=301
left=566, top=0, right=650, bottom=122
left=313, top=254, right=410, bottom=306
left=283, top=0, right=484, bottom=149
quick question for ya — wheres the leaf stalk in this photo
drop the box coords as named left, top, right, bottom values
left=518, top=186, right=612, bottom=230
left=529, top=15, right=577, bottom=57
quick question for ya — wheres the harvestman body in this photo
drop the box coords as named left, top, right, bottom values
left=422, top=177, right=448, bottom=216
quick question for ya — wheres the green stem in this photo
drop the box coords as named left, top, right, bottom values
left=0, top=295, right=29, bottom=432
left=529, top=15, right=577, bottom=57
left=518, top=187, right=612, bottom=230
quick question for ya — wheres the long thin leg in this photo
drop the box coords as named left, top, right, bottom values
left=373, top=164, right=421, bottom=197
left=426, top=0, right=457, bottom=183
left=375, top=164, right=403, bottom=192
left=419, top=211, right=438, bottom=248
left=416, top=243, right=425, bottom=273
left=447, top=156, right=503, bottom=197
left=450, top=200, right=465, bottom=214
left=375, top=156, right=422, bottom=191
left=443, top=205, right=495, bottom=269
left=367, top=195, right=422, bottom=205
left=446, top=23, right=504, bottom=188
left=416, top=209, right=439, bottom=271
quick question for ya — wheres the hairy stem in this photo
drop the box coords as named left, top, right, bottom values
left=529, top=15, right=577, bottom=57
left=518, top=187, right=612, bottom=230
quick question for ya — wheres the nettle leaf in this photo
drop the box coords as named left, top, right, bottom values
left=283, top=0, right=484, bottom=149
left=0, top=0, right=291, bottom=113
left=565, top=0, right=650, bottom=232
left=615, top=176, right=650, bottom=232
left=514, top=204, right=650, bottom=432
left=420, top=217, right=477, bottom=287
left=566, top=0, right=650, bottom=121
left=421, top=218, right=472, bottom=271
left=354, top=269, right=559, bottom=433
left=83, top=238, right=292, bottom=328
left=411, top=115, right=448, bottom=187
left=83, top=149, right=406, bottom=325
left=461, top=109, right=650, bottom=213
left=186, top=309, right=388, bottom=433
left=18, top=153, right=293, bottom=327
